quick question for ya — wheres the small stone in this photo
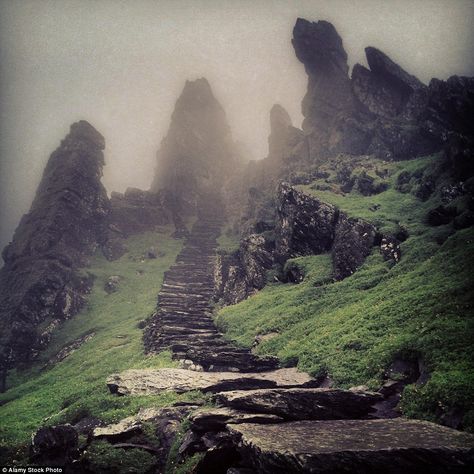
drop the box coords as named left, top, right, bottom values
left=104, top=275, right=121, bottom=293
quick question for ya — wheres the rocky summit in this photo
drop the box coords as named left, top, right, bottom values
left=0, top=12, right=473, bottom=474
left=292, top=17, right=474, bottom=161
left=150, top=78, right=242, bottom=211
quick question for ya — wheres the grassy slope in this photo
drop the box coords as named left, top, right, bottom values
left=0, top=227, right=200, bottom=461
left=216, top=155, right=474, bottom=430
left=217, top=225, right=240, bottom=253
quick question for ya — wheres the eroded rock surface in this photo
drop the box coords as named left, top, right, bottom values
left=213, top=387, right=382, bottom=421
left=292, top=18, right=474, bottom=161
left=228, top=419, right=474, bottom=473
left=107, top=368, right=315, bottom=396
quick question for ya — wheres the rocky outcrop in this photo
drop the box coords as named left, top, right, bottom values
left=275, top=183, right=385, bottom=279
left=275, top=181, right=338, bottom=261
left=217, top=182, right=392, bottom=305
left=228, top=419, right=474, bottom=473
left=214, top=233, right=274, bottom=305
left=292, top=19, right=368, bottom=158
left=0, top=121, right=109, bottom=391
left=292, top=18, right=474, bottom=161
left=150, top=78, right=241, bottom=210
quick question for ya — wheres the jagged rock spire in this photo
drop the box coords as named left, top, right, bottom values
left=151, top=78, right=240, bottom=210
left=0, top=120, right=109, bottom=390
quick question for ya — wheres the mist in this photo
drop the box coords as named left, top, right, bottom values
left=1, top=0, right=473, bottom=252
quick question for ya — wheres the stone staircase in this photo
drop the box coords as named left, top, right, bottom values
left=144, top=193, right=278, bottom=372
left=132, top=194, right=474, bottom=473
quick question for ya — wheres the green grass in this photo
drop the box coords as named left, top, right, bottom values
left=0, top=227, right=192, bottom=461
left=297, top=156, right=438, bottom=236
left=216, top=155, right=474, bottom=430
left=217, top=226, right=240, bottom=253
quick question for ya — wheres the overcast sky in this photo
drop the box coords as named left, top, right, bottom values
left=1, top=0, right=473, bottom=251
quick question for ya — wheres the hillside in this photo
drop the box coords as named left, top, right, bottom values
left=216, top=153, right=474, bottom=430
left=0, top=228, right=197, bottom=465
left=0, top=14, right=473, bottom=474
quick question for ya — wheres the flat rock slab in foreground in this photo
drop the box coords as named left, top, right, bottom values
left=228, top=419, right=474, bottom=473
left=213, top=387, right=382, bottom=420
left=107, top=368, right=315, bottom=395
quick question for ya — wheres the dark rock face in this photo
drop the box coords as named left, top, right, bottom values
left=150, top=78, right=241, bottom=209
left=292, top=18, right=474, bottom=161
left=217, top=182, right=398, bottom=305
left=30, top=424, right=78, bottom=466
left=275, top=182, right=338, bottom=262
left=427, top=205, right=457, bottom=226
left=292, top=18, right=364, bottom=157
left=332, top=216, right=376, bottom=279
left=0, top=121, right=109, bottom=390
left=214, top=233, right=274, bottom=305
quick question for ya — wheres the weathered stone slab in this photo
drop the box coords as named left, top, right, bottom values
left=228, top=419, right=474, bottom=473
left=213, top=387, right=382, bottom=420
left=107, top=368, right=315, bottom=396
left=190, top=407, right=283, bottom=432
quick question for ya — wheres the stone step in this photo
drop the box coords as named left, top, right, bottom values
left=213, top=387, right=382, bottom=421
left=107, top=368, right=315, bottom=395
left=185, top=350, right=280, bottom=372
left=157, top=310, right=211, bottom=318
left=227, top=419, right=474, bottom=474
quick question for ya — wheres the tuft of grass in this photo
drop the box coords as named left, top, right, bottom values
left=0, top=228, right=188, bottom=460
left=81, top=440, right=155, bottom=474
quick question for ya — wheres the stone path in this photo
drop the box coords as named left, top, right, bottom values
left=143, top=194, right=278, bottom=372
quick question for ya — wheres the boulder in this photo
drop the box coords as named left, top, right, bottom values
left=30, top=424, right=78, bottom=466
left=106, top=368, right=316, bottom=396
left=213, top=387, right=382, bottom=421
left=228, top=419, right=474, bottom=473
